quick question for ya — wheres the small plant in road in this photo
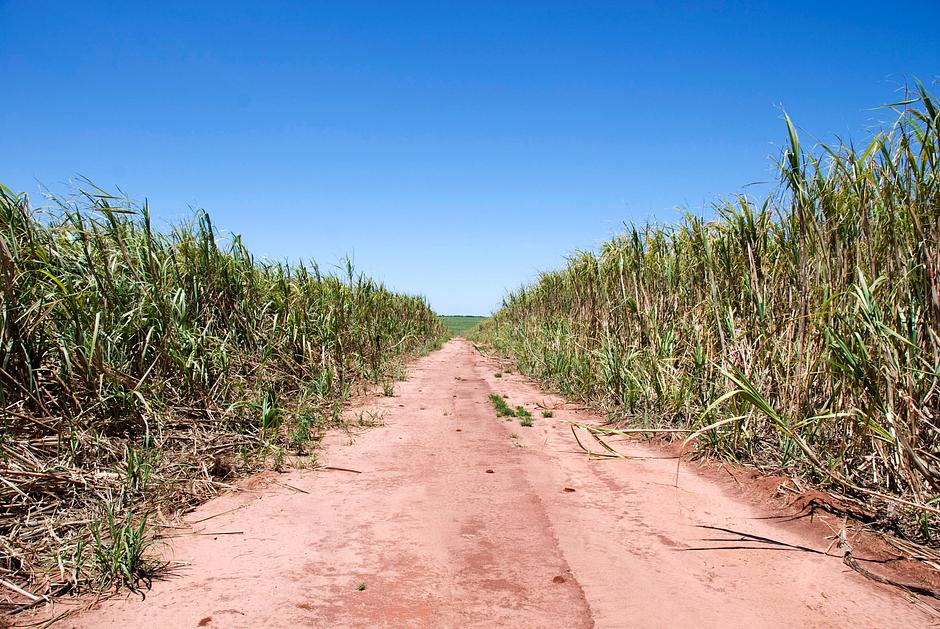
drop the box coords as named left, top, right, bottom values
left=355, top=410, right=385, bottom=427
left=515, top=406, right=533, bottom=427
left=488, top=394, right=515, bottom=417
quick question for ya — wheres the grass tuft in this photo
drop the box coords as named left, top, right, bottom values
left=88, top=501, right=161, bottom=591
left=488, top=393, right=515, bottom=417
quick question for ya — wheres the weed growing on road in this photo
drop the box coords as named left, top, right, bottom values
left=515, top=406, right=534, bottom=427
left=488, top=394, right=516, bottom=417
left=353, top=410, right=385, bottom=427
left=541, top=411, right=554, bottom=418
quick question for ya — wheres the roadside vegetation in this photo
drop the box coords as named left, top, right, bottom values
left=473, top=87, right=940, bottom=543
left=439, top=315, right=487, bottom=337
left=0, top=184, right=445, bottom=606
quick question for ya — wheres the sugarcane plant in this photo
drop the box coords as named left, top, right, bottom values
left=473, top=85, right=940, bottom=542
left=0, top=184, right=446, bottom=599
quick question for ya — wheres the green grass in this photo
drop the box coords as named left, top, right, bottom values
left=515, top=406, right=534, bottom=427
left=487, top=394, right=534, bottom=426
left=472, top=86, right=940, bottom=541
left=439, top=315, right=487, bottom=336
left=488, top=393, right=515, bottom=417
left=88, top=502, right=160, bottom=592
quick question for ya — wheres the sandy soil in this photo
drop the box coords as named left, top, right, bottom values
left=40, top=339, right=937, bottom=628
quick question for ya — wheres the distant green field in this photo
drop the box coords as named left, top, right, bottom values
left=439, top=315, right=487, bottom=336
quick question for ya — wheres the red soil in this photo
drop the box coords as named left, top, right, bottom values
left=37, top=339, right=938, bottom=627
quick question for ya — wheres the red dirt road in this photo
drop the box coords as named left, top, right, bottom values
left=53, top=340, right=933, bottom=628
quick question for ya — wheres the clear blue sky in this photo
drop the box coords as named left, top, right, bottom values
left=2, top=1, right=937, bottom=314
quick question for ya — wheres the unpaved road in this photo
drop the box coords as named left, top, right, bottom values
left=54, top=339, right=932, bottom=628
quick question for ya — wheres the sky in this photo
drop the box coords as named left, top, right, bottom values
left=2, top=1, right=938, bottom=315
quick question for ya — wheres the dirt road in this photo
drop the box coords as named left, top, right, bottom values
left=55, top=339, right=932, bottom=628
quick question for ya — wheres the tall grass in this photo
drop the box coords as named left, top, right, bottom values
left=0, top=183, right=444, bottom=601
left=474, top=86, right=940, bottom=541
